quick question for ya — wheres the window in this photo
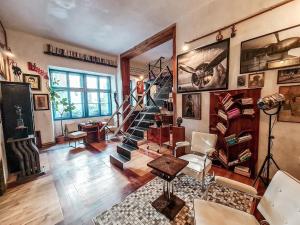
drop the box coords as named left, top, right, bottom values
left=50, top=69, right=112, bottom=120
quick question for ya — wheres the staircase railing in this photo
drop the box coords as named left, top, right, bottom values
left=113, top=65, right=171, bottom=137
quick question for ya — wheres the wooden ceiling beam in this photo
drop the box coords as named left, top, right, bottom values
left=120, top=24, right=176, bottom=59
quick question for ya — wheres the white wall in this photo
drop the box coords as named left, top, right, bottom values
left=176, top=0, right=300, bottom=179
left=7, top=29, right=117, bottom=144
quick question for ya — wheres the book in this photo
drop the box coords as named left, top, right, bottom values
left=224, top=99, right=234, bottom=111
left=238, top=134, right=252, bottom=143
left=241, top=98, right=253, bottom=105
left=219, top=149, right=228, bottom=164
left=227, top=108, right=241, bottom=119
left=218, top=110, right=228, bottom=121
left=222, top=93, right=232, bottom=105
left=216, top=122, right=227, bottom=134
left=242, top=108, right=255, bottom=115
left=234, top=166, right=251, bottom=177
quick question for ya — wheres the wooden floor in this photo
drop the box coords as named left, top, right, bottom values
left=1, top=140, right=261, bottom=225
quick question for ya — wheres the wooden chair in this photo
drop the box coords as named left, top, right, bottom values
left=65, top=123, right=87, bottom=148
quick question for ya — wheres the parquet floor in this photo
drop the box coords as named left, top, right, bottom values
left=0, top=140, right=259, bottom=225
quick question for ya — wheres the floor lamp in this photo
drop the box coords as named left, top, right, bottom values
left=253, top=93, right=284, bottom=186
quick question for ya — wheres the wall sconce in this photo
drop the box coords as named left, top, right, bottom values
left=231, top=24, right=237, bottom=38
left=216, top=30, right=223, bottom=41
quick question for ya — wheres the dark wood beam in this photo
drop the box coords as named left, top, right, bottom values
left=121, top=24, right=176, bottom=59
left=120, top=57, right=130, bottom=131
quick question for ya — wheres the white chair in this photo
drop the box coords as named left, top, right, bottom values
left=194, top=170, right=300, bottom=225
left=65, top=123, right=87, bottom=148
left=175, top=132, right=218, bottom=190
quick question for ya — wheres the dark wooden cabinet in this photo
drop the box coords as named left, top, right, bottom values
left=0, top=82, right=35, bottom=172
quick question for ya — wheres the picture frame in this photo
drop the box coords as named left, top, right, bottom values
left=278, top=85, right=300, bottom=123
left=248, top=72, right=264, bottom=88
left=177, top=39, right=230, bottom=93
left=23, top=74, right=41, bottom=90
left=182, top=93, right=201, bottom=120
left=277, top=67, right=300, bottom=84
left=240, top=24, right=300, bottom=74
left=33, top=94, right=49, bottom=111
left=237, top=75, right=247, bottom=88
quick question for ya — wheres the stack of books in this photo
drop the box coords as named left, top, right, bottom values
left=216, top=122, right=227, bottom=134
left=238, top=134, right=252, bottom=143
left=234, top=166, right=251, bottom=177
left=228, top=149, right=252, bottom=166
left=227, top=108, right=240, bottom=119
left=222, top=93, right=234, bottom=111
left=218, top=110, right=228, bottom=121
left=218, top=149, right=228, bottom=164
left=241, top=98, right=253, bottom=105
left=224, top=134, right=237, bottom=146
left=242, top=108, right=255, bottom=115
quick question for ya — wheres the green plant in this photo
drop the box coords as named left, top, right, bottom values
left=49, top=78, right=76, bottom=136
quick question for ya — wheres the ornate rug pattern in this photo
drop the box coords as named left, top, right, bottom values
left=93, top=175, right=253, bottom=225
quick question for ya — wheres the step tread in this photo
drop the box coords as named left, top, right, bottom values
left=110, top=152, right=130, bottom=163
left=135, top=119, right=156, bottom=123
left=140, top=111, right=157, bottom=115
left=124, top=133, right=144, bottom=141
left=119, top=143, right=137, bottom=152
left=130, top=126, right=148, bottom=132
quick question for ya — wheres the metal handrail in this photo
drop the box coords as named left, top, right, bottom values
left=113, top=66, right=169, bottom=136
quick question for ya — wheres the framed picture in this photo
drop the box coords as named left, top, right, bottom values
left=136, top=81, right=144, bottom=94
left=240, top=24, right=300, bottom=74
left=0, top=25, right=7, bottom=80
left=182, top=93, right=201, bottom=120
left=277, top=67, right=300, bottom=84
left=33, top=94, right=49, bottom=111
left=177, top=39, right=230, bottom=93
left=237, top=75, right=247, bottom=88
left=248, top=72, right=264, bottom=88
left=278, top=85, right=300, bottom=123
left=23, top=74, right=41, bottom=90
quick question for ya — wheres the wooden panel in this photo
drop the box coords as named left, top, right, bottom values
left=147, top=125, right=170, bottom=145
left=172, top=126, right=185, bottom=157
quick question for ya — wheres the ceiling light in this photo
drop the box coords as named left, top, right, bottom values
left=182, top=43, right=189, bottom=51
left=139, top=75, right=144, bottom=80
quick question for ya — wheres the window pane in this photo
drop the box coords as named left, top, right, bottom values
left=100, top=92, right=111, bottom=115
left=53, top=90, right=70, bottom=118
left=86, top=76, right=98, bottom=89
left=99, top=77, right=110, bottom=90
left=70, top=91, right=83, bottom=104
left=51, top=71, right=67, bottom=87
left=69, top=73, right=82, bottom=88
left=88, top=104, right=100, bottom=116
left=72, top=103, right=84, bottom=118
left=87, top=92, right=98, bottom=103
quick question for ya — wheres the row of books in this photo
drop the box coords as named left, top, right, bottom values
left=221, top=93, right=235, bottom=111
left=218, top=149, right=228, bottom=164
left=227, top=108, right=240, bottom=119
left=216, top=122, right=227, bottom=134
left=242, top=108, right=255, bottom=115
left=241, top=98, right=253, bottom=105
left=234, top=166, right=251, bottom=177
left=218, top=110, right=228, bottom=121
left=227, top=149, right=252, bottom=166
left=224, top=134, right=237, bottom=146
left=238, top=134, right=252, bottom=143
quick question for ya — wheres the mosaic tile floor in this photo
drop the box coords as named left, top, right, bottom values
left=93, top=175, right=254, bottom=225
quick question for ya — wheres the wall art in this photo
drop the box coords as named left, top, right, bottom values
left=182, top=93, right=201, bottom=120
left=277, top=67, right=300, bottom=84
left=33, top=94, right=49, bottom=111
left=248, top=72, right=264, bottom=88
left=23, top=74, right=41, bottom=91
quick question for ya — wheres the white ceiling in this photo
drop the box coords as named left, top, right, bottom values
left=0, top=0, right=214, bottom=56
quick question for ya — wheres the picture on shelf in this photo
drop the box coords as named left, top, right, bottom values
left=277, top=67, right=300, bottom=84
left=23, top=74, right=41, bottom=90
left=182, top=93, right=201, bottom=120
left=177, top=39, right=229, bottom=93
left=240, top=24, right=300, bottom=73
left=278, top=85, right=300, bottom=123
left=237, top=75, right=247, bottom=88
left=33, top=94, right=49, bottom=111
left=248, top=72, right=264, bottom=88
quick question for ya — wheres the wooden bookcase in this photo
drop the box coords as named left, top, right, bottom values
left=209, top=88, right=261, bottom=177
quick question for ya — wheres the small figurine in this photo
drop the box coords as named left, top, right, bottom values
left=176, top=117, right=183, bottom=127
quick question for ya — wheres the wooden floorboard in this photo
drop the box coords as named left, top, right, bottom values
left=1, top=140, right=262, bottom=225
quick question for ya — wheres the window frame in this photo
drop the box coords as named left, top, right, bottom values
left=50, top=69, right=112, bottom=120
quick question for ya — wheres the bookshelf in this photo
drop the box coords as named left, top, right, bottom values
left=209, top=88, right=261, bottom=177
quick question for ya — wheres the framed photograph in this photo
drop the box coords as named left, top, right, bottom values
left=240, top=24, right=300, bottom=74
left=277, top=67, right=300, bottom=84
left=278, top=85, right=300, bottom=123
left=237, top=75, right=247, bottom=88
left=248, top=72, right=264, bottom=88
left=177, top=39, right=230, bottom=93
left=136, top=81, right=144, bottom=94
left=182, top=93, right=201, bottom=120
left=23, top=74, right=41, bottom=90
left=33, top=94, right=49, bottom=111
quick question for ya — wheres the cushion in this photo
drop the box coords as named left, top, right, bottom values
left=65, top=123, right=78, bottom=133
left=68, top=131, right=87, bottom=139
left=194, top=199, right=259, bottom=225
left=179, top=154, right=212, bottom=179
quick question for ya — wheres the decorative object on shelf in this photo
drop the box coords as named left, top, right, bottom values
left=278, top=85, right=300, bottom=123
left=237, top=75, right=247, bottom=88
left=254, top=93, right=285, bottom=186
left=176, top=117, right=183, bottom=127
left=277, top=67, right=300, bottom=84
left=248, top=72, right=264, bottom=88
left=155, top=114, right=162, bottom=127
left=44, top=44, right=117, bottom=68
left=182, top=93, right=201, bottom=120
left=240, top=24, right=300, bottom=74
left=33, top=94, right=49, bottom=111
left=136, top=80, right=144, bottom=94
left=230, top=24, right=237, bottom=38
left=27, top=62, right=48, bottom=80
left=216, top=30, right=223, bottom=41
left=14, top=105, right=28, bottom=139
left=177, top=39, right=229, bottom=93
left=209, top=88, right=261, bottom=177
left=23, top=74, right=41, bottom=90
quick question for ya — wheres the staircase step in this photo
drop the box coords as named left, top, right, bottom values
left=123, top=133, right=146, bottom=147
left=144, top=106, right=160, bottom=113
left=117, top=143, right=137, bottom=160
left=128, top=127, right=147, bottom=138
left=140, top=112, right=155, bottom=120
left=134, top=119, right=155, bottom=128
left=110, top=153, right=130, bottom=170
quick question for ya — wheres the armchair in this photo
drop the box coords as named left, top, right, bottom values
left=174, top=132, right=218, bottom=190
left=194, top=170, right=300, bottom=225
left=65, top=123, right=87, bottom=148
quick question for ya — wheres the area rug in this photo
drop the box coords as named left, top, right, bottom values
left=93, top=175, right=254, bottom=225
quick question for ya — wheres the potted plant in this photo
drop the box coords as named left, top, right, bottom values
left=49, top=79, right=76, bottom=143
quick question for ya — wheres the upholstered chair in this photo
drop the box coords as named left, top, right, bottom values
left=65, top=123, right=87, bottom=148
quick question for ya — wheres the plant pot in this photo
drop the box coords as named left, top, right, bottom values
left=55, top=135, right=65, bottom=144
